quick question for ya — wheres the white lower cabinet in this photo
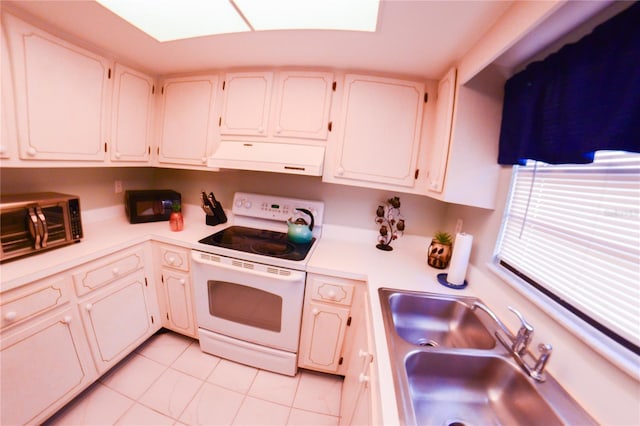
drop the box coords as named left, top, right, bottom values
left=340, top=287, right=378, bottom=426
left=78, top=270, right=159, bottom=373
left=0, top=276, right=96, bottom=426
left=298, top=273, right=358, bottom=375
left=154, top=243, right=197, bottom=338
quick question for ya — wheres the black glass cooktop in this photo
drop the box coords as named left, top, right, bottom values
left=198, top=226, right=315, bottom=261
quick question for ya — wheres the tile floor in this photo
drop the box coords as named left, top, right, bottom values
left=44, top=330, right=343, bottom=425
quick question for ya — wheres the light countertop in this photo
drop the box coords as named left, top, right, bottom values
left=1, top=206, right=481, bottom=426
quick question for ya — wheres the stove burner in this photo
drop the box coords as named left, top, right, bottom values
left=198, top=226, right=315, bottom=261
left=251, top=241, right=295, bottom=257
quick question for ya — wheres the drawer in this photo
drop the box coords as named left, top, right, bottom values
left=307, top=274, right=357, bottom=306
left=1, top=274, right=72, bottom=329
left=157, top=244, right=189, bottom=271
left=73, top=247, right=145, bottom=296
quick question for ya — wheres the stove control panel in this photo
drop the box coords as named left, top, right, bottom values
left=232, top=192, right=325, bottom=227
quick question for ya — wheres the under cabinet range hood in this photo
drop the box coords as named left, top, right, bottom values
left=208, top=141, right=325, bottom=176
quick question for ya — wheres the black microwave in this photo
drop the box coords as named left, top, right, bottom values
left=125, top=190, right=181, bottom=224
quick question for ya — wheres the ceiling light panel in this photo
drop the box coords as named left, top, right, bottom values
left=96, top=0, right=250, bottom=42
left=233, top=0, right=380, bottom=31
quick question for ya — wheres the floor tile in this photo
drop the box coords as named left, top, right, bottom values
left=171, top=341, right=220, bottom=380
left=180, top=382, right=244, bottom=426
left=248, top=369, right=300, bottom=406
left=115, top=403, right=175, bottom=425
left=44, top=383, right=134, bottom=425
left=207, top=359, right=258, bottom=393
left=100, top=353, right=166, bottom=399
left=287, top=408, right=340, bottom=426
left=136, top=331, right=192, bottom=366
left=293, top=370, right=343, bottom=416
left=139, top=368, right=203, bottom=419
left=232, top=396, right=290, bottom=426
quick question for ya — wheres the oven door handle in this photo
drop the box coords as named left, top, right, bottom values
left=192, top=252, right=304, bottom=282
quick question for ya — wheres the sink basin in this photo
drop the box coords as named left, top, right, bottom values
left=381, top=289, right=495, bottom=349
left=378, top=288, right=597, bottom=426
left=405, top=351, right=563, bottom=426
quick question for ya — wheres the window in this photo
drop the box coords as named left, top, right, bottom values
left=495, top=151, right=640, bottom=355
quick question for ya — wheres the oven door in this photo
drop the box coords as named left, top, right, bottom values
left=191, top=250, right=306, bottom=352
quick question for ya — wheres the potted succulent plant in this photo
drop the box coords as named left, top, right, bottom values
left=427, top=231, right=452, bottom=269
left=169, top=200, right=184, bottom=232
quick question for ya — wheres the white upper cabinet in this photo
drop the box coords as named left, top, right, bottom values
left=4, top=13, right=110, bottom=162
left=332, top=74, right=425, bottom=188
left=272, top=71, right=334, bottom=140
left=219, top=70, right=334, bottom=141
left=220, top=71, right=273, bottom=137
left=424, top=67, right=457, bottom=193
left=1, top=23, right=16, bottom=161
left=110, top=64, right=155, bottom=163
left=157, top=75, right=218, bottom=167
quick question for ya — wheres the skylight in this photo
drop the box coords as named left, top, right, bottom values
left=96, top=0, right=380, bottom=42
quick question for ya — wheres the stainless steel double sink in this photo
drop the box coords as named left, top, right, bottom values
left=379, top=288, right=596, bottom=426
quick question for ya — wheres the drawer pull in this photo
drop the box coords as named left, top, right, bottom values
left=61, top=315, right=73, bottom=324
left=4, top=311, right=17, bottom=322
left=180, top=279, right=186, bottom=286
left=312, top=308, right=319, bottom=316
left=327, top=290, right=337, bottom=300
left=86, top=303, right=93, bottom=312
left=168, top=256, right=176, bottom=265
left=112, top=267, right=120, bottom=275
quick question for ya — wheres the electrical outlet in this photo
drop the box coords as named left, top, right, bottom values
left=114, top=180, right=123, bottom=194
left=455, top=218, right=463, bottom=235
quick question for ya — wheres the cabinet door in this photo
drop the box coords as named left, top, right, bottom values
left=80, top=270, right=157, bottom=373
left=1, top=24, right=16, bottom=160
left=110, top=63, right=154, bottom=162
left=5, top=13, right=110, bottom=161
left=220, top=72, right=273, bottom=136
left=340, top=287, right=377, bottom=426
left=272, top=71, right=333, bottom=140
left=298, top=301, right=350, bottom=373
left=158, top=75, right=218, bottom=166
left=336, top=75, right=424, bottom=187
left=425, top=67, right=457, bottom=193
left=0, top=307, right=96, bottom=425
left=162, top=269, right=196, bottom=337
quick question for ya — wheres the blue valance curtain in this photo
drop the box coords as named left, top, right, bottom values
left=498, top=2, right=640, bottom=165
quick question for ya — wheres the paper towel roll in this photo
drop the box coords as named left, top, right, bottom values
left=447, top=233, right=473, bottom=285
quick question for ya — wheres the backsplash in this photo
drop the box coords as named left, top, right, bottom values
left=1, top=167, right=448, bottom=237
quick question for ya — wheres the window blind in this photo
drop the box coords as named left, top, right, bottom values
left=496, top=151, right=640, bottom=353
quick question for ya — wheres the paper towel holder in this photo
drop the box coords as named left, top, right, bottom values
left=437, top=273, right=468, bottom=290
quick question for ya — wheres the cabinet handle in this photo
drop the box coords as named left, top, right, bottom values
left=201, top=157, right=207, bottom=164
left=112, top=267, right=120, bottom=275
left=337, top=167, right=345, bottom=176
left=61, top=315, right=73, bottom=324
left=358, top=373, right=370, bottom=384
left=276, top=126, right=282, bottom=134
left=358, top=349, right=369, bottom=358
left=258, top=126, right=264, bottom=133
left=180, top=279, right=186, bottom=286
left=0, top=145, right=7, bottom=155
left=115, top=152, right=122, bottom=159
left=312, top=308, right=320, bottom=316
left=26, top=147, right=37, bottom=157
left=86, top=303, right=93, bottom=312
left=4, top=311, right=17, bottom=322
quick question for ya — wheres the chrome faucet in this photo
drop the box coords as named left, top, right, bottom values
left=469, top=302, right=552, bottom=382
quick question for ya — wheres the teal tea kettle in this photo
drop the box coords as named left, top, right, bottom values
left=286, top=208, right=315, bottom=244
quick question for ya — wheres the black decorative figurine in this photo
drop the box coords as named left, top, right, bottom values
left=374, top=196, right=405, bottom=251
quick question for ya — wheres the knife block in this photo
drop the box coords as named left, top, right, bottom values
left=205, top=215, right=225, bottom=226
